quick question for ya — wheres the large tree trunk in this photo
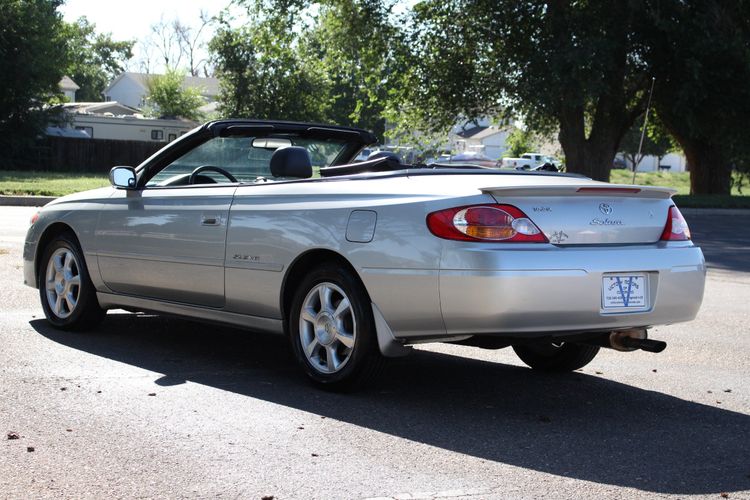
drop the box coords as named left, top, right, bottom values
left=658, top=106, right=733, bottom=195
left=681, top=138, right=732, bottom=194
left=560, top=138, right=619, bottom=182
left=558, top=106, right=623, bottom=182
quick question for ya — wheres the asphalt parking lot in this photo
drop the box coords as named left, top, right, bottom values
left=1, top=205, right=748, bottom=500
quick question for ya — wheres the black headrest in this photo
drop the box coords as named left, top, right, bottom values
left=270, top=146, right=312, bottom=178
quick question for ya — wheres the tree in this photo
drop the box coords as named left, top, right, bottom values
left=390, top=1, right=652, bottom=182
left=0, top=0, right=68, bottom=159
left=620, top=114, right=676, bottom=171
left=145, top=69, right=205, bottom=120
left=301, top=0, right=404, bottom=140
left=643, top=1, right=750, bottom=194
left=210, top=10, right=327, bottom=122
left=139, top=13, right=213, bottom=76
left=209, top=0, right=403, bottom=135
left=63, top=17, right=134, bottom=101
left=503, top=128, right=538, bottom=159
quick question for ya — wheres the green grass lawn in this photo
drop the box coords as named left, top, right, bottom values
left=1, top=168, right=748, bottom=208
left=611, top=170, right=692, bottom=195
left=0, top=170, right=109, bottom=197
left=610, top=170, right=750, bottom=208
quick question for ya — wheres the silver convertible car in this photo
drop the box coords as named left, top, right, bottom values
left=24, top=120, right=706, bottom=389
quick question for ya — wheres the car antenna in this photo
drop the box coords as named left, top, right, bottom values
left=632, top=77, right=656, bottom=185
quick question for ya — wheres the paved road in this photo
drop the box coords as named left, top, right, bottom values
left=1, top=206, right=748, bottom=499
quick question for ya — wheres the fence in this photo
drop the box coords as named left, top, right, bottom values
left=1, top=137, right=165, bottom=173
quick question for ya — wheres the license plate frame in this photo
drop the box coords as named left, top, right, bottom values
left=601, top=274, right=649, bottom=312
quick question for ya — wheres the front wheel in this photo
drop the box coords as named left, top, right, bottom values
left=38, top=232, right=105, bottom=331
left=288, top=264, right=384, bottom=390
left=513, top=342, right=599, bottom=372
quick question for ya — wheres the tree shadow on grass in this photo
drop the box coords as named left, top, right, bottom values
left=31, top=313, right=750, bottom=495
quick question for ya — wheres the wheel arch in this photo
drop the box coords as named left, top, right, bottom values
left=34, top=222, right=79, bottom=285
left=280, top=248, right=412, bottom=358
left=280, top=248, right=367, bottom=331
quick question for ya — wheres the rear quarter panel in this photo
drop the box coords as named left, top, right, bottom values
left=224, top=177, right=491, bottom=337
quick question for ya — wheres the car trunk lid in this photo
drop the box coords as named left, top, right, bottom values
left=482, top=184, right=677, bottom=245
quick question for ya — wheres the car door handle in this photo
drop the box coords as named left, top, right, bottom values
left=201, top=215, right=223, bottom=226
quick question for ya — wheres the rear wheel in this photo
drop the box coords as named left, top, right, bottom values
left=38, top=232, right=105, bottom=331
left=513, top=342, right=599, bottom=372
left=288, top=264, right=384, bottom=390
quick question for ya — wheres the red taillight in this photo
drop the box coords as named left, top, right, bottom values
left=30, top=212, right=39, bottom=225
left=660, top=206, right=691, bottom=241
left=426, top=204, right=548, bottom=242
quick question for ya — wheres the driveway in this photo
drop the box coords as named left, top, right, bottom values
left=1, top=206, right=748, bottom=499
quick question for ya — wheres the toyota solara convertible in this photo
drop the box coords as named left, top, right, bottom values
left=24, top=120, right=706, bottom=389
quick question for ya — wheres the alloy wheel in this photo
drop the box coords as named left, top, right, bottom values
left=45, top=247, right=81, bottom=319
left=298, top=282, right=357, bottom=374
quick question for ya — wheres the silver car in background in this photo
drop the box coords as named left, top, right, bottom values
left=23, top=120, right=705, bottom=390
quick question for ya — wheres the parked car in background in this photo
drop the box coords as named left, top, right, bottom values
left=24, top=119, right=705, bottom=390
left=502, top=153, right=560, bottom=169
left=445, top=151, right=499, bottom=168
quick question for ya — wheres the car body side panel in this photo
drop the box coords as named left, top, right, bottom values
left=24, top=171, right=707, bottom=349
left=95, top=186, right=235, bottom=307
left=223, top=180, right=479, bottom=336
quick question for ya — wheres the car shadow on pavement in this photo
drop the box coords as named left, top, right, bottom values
left=31, top=313, right=750, bottom=496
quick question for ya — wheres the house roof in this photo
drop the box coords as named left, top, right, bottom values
left=105, top=72, right=220, bottom=97
left=60, top=101, right=141, bottom=116
left=456, top=126, right=488, bottom=139
left=470, top=126, right=509, bottom=140
left=58, top=76, right=80, bottom=91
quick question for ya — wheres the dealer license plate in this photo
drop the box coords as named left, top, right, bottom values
left=602, top=274, right=648, bottom=310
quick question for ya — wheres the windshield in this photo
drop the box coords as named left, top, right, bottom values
left=147, top=135, right=350, bottom=186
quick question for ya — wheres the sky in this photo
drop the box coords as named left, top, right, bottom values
left=60, top=0, right=231, bottom=73
left=59, top=0, right=417, bottom=75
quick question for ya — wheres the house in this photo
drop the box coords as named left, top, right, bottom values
left=50, top=101, right=196, bottom=142
left=451, top=124, right=512, bottom=160
left=103, top=72, right=220, bottom=109
left=58, top=76, right=80, bottom=102
left=616, top=152, right=687, bottom=172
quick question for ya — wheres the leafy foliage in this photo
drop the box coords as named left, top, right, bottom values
left=63, top=17, right=134, bottom=102
left=210, top=0, right=403, bottom=140
left=503, top=129, right=538, bottom=159
left=391, top=0, right=750, bottom=192
left=0, top=0, right=68, bottom=160
left=643, top=1, right=750, bottom=194
left=389, top=1, right=652, bottom=181
left=210, top=7, right=327, bottom=123
left=619, top=113, right=677, bottom=171
left=145, top=69, right=205, bottom=120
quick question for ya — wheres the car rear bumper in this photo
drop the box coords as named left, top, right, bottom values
left=438, top=242, right=705, bottom=337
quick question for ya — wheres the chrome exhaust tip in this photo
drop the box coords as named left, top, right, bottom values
left=609, top=328, right=647, bottom=352
left=608, top=329, right=667, bottom=353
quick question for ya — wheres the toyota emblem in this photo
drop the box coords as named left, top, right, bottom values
left=599, top=203, right=613, bottom=215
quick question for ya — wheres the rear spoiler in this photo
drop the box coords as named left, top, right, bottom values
left=480, top=184, right=677, bottom=199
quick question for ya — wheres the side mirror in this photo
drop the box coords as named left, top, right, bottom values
left=109, top=166, right=136, bottom=189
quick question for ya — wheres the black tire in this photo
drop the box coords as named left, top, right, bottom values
left=288, top=263, right=385, bottom=391
left=38, top=232, right=105, bottom=331
left=513, top=342, right=600, bottom=372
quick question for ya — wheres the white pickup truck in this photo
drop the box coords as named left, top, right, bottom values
left=501, top=152, right=560, bottom=169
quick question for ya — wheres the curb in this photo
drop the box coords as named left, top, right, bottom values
left=0, top=196, right=56, bottom=207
